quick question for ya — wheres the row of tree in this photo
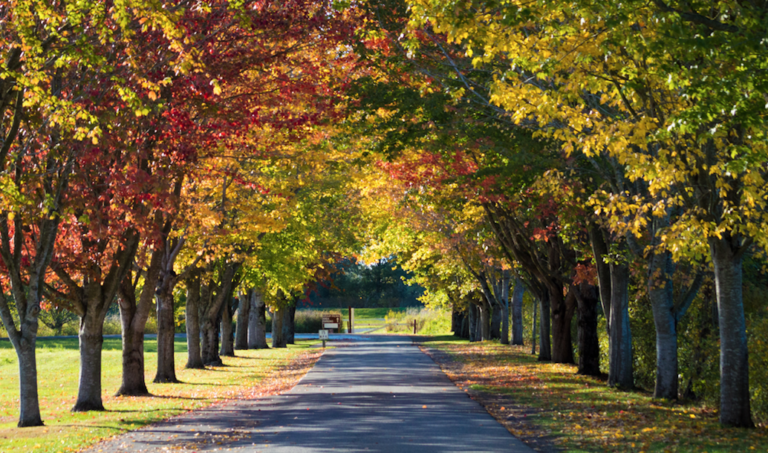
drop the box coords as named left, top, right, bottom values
left=1, top=0, right=766, bottom=433
left=345, top=0, right=768, bottom=429
left=0, top=0, right=365, bottom=427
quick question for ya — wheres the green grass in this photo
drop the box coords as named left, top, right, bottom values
left=0, top=337, right=316, bottom=453
left=299, top=307, right=409, bottom=320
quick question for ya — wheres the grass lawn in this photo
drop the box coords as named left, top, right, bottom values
left=420, top=338, right=768, bottom=452
left=0, top=337, right=319, bottom=453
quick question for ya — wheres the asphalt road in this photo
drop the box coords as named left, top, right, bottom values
left=85, top=335, right=533, bottom=452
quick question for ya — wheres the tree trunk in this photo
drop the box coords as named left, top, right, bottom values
left=235, top=290, right=251, bottom=350
left=538, top=291, right=551, bottom=361
left=479, top=299, right=491, bottom=341
left=531, top=297, right=537, bottom=355
left=201, top=315, right=222, bottom=366
left=511, top=279, right=525, bottom=345
left=500, top=272, right=510, bottom=345
left=73, top=315, right=106, bottom=412
left=648, top=250, right=678, bottom=399
left=154, top=288, right=179, bottom=383
left=199, top=262, right=239, bottom=366
left=220, top=299, right=235, bottom=357
left=468, top=303, right=478, bottom=342
left=17, top=341, right=43, bottom=426
left=272, top=308, right=287, bottom=348
left=116, top=248, right=163, bottom=396
left=575, top=283, right=601, bottom=376
left=117, top=311, right=148, bottom=396
left=608, top=261, right=633, bottom=389
left=285, top=305, right=296, bottom=345
left=451, top=303, right=460, bottom=334
left=185, top=271, right=205, bottom=369
left=589, top=225, right=612, bottom=336
left=710, top=236, right=753, bottom=428
left=248, top=290, right=269, bottom=349
left=550, top=283, right=574, bottom=364
left=490, top=299, right=502, bottom=340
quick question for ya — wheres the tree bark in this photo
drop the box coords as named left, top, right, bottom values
left=648, top=250, right=678, bottom=399
left=490, top=298, right=502, bottom=340
left=588, top=225, right=612, bottom=335
left=710, top=235, right=753, bottom=427
left=511, top=279, right=525, bottom=345
left=72, top=232, right=139, bottom=411
left=201, top=314, right=222, bottom=366
left=235, top=290, right=251, bottom=350
left=538, top=291, right=552, bottom=361
left=550, top=283, right=575, bottom=364
left=220, top=298, right=235, bottom=357
left=479, top=299, right=491, bottom=341
left=468, top=303, right=479, bottom=342
left=116, top=246, right=163, bottom=396
left=199, top=262, right=239, bottom=366
left=74, top=315, right=106, bottom=412
left=531, top=297, right=537, bottom=355
left=608, top=260, right=633, bottom=389
left=500, top=272, right=510, bottom=345
left=285, top=304, right=296, bottom=345
left=248, top=290, right=269, bottom=349
left=184, top=270, right=205, bottom=369
left=574, top=282, right=601, bottom=376
left=271, top=308, right=287, bottom=348
left=17, top=341, right=43, bottom=426
left=154, top=286, right=179, bottom=383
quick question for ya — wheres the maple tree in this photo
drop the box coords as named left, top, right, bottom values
left=405, top=0, right=768, bottom=427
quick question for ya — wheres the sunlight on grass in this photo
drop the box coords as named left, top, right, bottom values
left=0, top=338, right=318, bottom=453
left=425, top=340, right=768, bottom=453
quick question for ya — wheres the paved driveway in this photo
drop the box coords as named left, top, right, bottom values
left=84, top=335, right=533, bottom=452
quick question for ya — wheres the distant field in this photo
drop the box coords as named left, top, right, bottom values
left=298, top=307, right=409, bottom=320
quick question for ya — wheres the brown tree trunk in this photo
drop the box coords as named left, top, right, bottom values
left=500, top=272, right=510, bottom=345
left=201, top=315, right=222, bottom=366
left=710, top=235, right=753, bottom=427
left=479, top=298, right=491, bottom=341
left=184, top=270, right=204, bottom=369
left=538, top=291, right=551, bottom=361
left=511, top=279, right=525, bottom=345
left=235, top=290, right=250, bottom=350
left=608, top=260, right=633, bottom=389
left=531, top=297, right=538, bottom=355
left=199, top=261, right=239, bottom=366
left=648, top=250, right=678, bottom=399
left=574, top=282, right=601, bottom=376
left=285, top=305, right=296, bottom=345
left=248, top=290, right=269, bottom=349
left=468, top=303, right=479, bottom=342
left=73, top=311, right=106, bottom=412
left=117, top=244, right=164, bottom=395
left=550, top=283, right=575, bottom=364
left=490, top=298, right=502, bottom=340
left=154, top=287, right=178, bottom=382
left=220, top=299, right=235, bottom=357
left=271, top=308, right=287, bottom=348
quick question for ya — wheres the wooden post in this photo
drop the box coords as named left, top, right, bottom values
left=348, top=307, right=354, bottom=334
left=413, top=319, right=417, bottom=334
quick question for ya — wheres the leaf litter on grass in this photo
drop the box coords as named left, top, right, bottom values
left=422, top=341, right=768, bottom=452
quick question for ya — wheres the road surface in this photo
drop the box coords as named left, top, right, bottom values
left=85, top=335, right=533, bottom=452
